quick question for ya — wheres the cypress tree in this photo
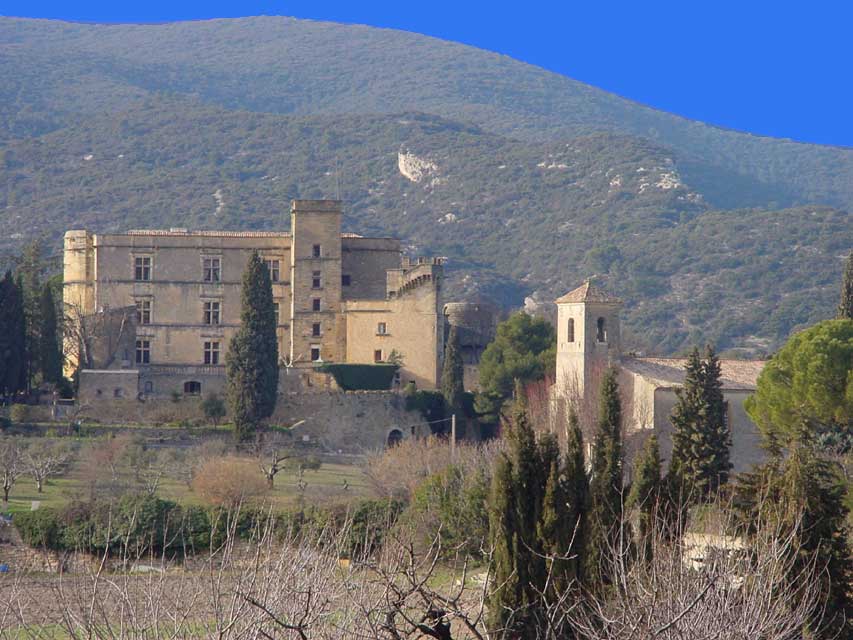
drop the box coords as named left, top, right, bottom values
left=702, top=346, right=731, bottom=491
left=839, top=251, right=853, bottom=319
left=669, top=347, right=731, bottom=502
left=487, top=452, right=520, bottom=634
left=488, top=382, right=575, bottom=637
left=0, top=272, right=27, bottom=395
left=39, top=284, right=63, bottom=384
left=441, top=324, right=465, bottom=413
left=563, top=407, right=588, bottom=583
left=225, top=252, right=279, bottom=441
left=626, top=435, right=662, bottom=564
left=585, top=367, right=623, bottom=589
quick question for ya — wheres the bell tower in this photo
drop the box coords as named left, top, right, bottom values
left=555, top=281, right=622, bottom=401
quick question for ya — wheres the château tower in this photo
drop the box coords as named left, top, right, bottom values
left=555, top=281, right=623, bottom=400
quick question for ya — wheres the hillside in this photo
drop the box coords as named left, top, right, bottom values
left=0, top=16, right=850, bottom=354
left=3, top=16, right=853, bottom=213
left=1, top=102, right=848, bottom=354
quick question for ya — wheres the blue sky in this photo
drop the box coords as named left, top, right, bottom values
left=4, top=1, right=852, bottom=148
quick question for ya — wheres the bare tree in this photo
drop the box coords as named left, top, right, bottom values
left=23, top=440, right=73, bottom=493
left=569, top=501, right=823, bottom=640
left=0, top=438, right=24, bottom=506
left=254, top=436, right=294, bottom=489
left=63, top=302, right=135, bottom=371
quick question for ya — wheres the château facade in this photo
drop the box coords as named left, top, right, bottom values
left=64, top=200, right=445, bottom=399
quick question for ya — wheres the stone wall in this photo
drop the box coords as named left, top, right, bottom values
left=273, top=390, right=427, bottom=453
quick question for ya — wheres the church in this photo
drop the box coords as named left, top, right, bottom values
left=553, top=281, right=766, bottom=473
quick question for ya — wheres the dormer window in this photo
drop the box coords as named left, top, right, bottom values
left=597, top=317, right=607, bottom=343
left=567, top=318, right=575, bottom=343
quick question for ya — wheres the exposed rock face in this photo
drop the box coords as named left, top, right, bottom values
left=398, top=150, right=439, bottom=184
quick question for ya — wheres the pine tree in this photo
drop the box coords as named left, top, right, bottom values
left=441, top=324, right=465, bottom=413
left=838, top=251, right=853, bottom=319
left=585, top=367, right=623, bottom=589
left=0, top=272, right=27, bottom=395
left=38, top=284, right=63, bottom=385
left=668, top=347, right=731, bottom=502
left=626, top=435, right=662, bottom=564
left=225, top=252, right=279, bottom=441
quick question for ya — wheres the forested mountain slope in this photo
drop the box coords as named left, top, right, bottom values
left=1, top=103, right=847, bottom=353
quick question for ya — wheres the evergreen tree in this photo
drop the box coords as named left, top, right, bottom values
left=626, top=435, right=662, bottom=564
left=668, top=347, right=731, bottom=501
left=38, top=284, right=63, bottom=384
left=487, top=452, right=520, bottom=634
left=225, top=252, right=279, bottom=441
left=441, top=324, right=465, bottom=414
left=735, top=429, right=853, bottom=639
left=563, top=407, right=588, bottom=583
left=585, top=367, right=623, bottom=589
left=487, top=382, right=577, bottom=637
left=839, top=251, right=853, bottom=319
left=701, top=346, right=731, bottom=489
left=0, top=272, right=27, bottom=395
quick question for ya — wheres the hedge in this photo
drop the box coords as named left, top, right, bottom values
left=319, top=363, right=399, bottom=391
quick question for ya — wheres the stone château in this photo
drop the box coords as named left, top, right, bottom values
left=64, top=200, right=445, bottom=400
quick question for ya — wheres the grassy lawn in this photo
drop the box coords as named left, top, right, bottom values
left=4, top=457, right=371, bottom=516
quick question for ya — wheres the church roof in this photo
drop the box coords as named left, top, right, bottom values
left=555, top=281, right=622, bottom=305
left=621, top=357, right=765, bottom=391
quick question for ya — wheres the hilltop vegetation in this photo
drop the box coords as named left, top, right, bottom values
left=0, top=16, right=851, bottom=354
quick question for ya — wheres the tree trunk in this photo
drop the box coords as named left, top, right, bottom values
left=36, top=477, right=43, bottom=493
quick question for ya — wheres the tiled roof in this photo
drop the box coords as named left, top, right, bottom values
left=555, top=281, right=622, bottom=304
left=621, top=357, right=765, bottom=391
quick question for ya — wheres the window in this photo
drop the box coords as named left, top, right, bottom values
left=184, top=381, right=202, bottom=395
left=203, top=257, right=221, bottom=282
left=204, top=341, right=220, bottom=365
left=374, top=349, right=383, bottom=363
left=312, top=244, right=322, bottom=258
left=144, top=381, right=154, bottom=394
left=312, top=322, right=322, bottom=337
left=203, top=301, right=221, bottom=325
left=136, top=299, right=151, bottom=325
left=596, top=317, right=607, bottom=343
left=273, top=302, right=280, bottom=324
left=312, top=270, right=322, bottom=289
left=135, top=340, right=150, bottom=364
left=310, top=345, right=321, bottom=361
left=567, top=318, right=575, bottom=343
left=134, top=256, right=151, bottom=281
left=377, top=322, right=387, bottom=335
left=341, top=274, right=351, bottom=286
left=113, top=388, right=123, bottom=398
left=312, top=298, right=321, bottom=312
left=263, top=259, right=280, bottom=282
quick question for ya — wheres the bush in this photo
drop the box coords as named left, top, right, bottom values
left=192, top=456, right=269, bottom=508
left=405, top=464, right=490, bottom=557
left=319, top=363, right=399, bottom=391
left=404, top=390, right=446, bottom=431
left=9, top=404, right=31, bottom=424
left=201, top=393, right=227, bottom=426
left=15, top=508, right=64, bottom=550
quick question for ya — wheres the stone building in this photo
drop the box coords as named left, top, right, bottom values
left=443, top=299, right=501, bottom=391
left=64, top=200, right=445, bottom=399
left=554, top=281, right=766, bottom=473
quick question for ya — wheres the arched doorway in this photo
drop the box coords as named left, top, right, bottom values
left=386, top=429, right=404, bottom=448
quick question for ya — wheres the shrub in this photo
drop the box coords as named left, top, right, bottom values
left=192, top=456, right=269, bottom=508
left=9, top=404, right=31, bottom=424
left=15, top=508, right=63, bottom=550
left=404, top=390, right=446, bottom=431
left=201, top=393, right=227, bottom=426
